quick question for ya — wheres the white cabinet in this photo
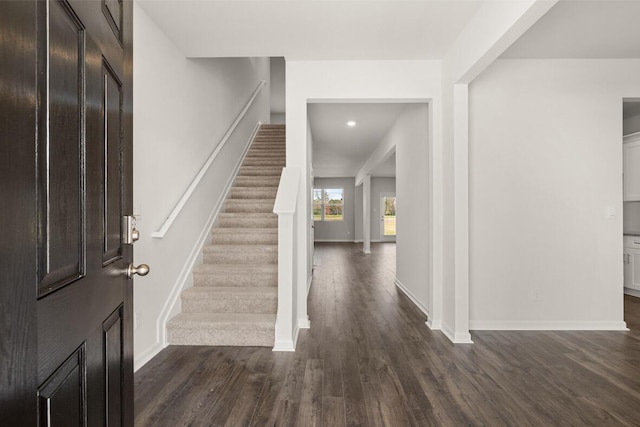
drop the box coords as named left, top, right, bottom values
left=623, top=134, right=640, bottom=201
left=624, top=236, right=640, bottom=291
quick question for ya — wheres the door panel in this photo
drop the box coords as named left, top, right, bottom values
left=37, top=0, right=86, bottom=296
left=37, top=344, right=87, bottom=427
left=103, top=63, right=124, bottom=264
left=103, top=306, right=124, bottom=427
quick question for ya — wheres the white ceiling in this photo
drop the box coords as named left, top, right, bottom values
left=136, top=0, right=483, bottom=60
left=308, top=103, right=405, bottom=177
left=502, top=0, right=640, bottom=59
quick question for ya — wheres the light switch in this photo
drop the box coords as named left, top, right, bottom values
left=606, top=206, right=616, bottom=219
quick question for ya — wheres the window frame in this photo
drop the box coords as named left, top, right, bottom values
left=313, top=187, right=344, bottom=222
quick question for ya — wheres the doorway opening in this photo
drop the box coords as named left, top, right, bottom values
left=623, top=99, right=640, bottom=329
left=380, top=193, right=396, bottom=242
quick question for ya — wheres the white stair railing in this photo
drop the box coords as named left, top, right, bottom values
left=151, top=80, right=266, bottom=238
left=272, top=167, right=300, bottom=351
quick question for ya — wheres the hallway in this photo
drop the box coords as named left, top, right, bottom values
left=135, top=243, right=640, bottom=426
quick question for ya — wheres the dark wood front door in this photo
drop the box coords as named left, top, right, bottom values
left=0, top=0, right=134, bottom=425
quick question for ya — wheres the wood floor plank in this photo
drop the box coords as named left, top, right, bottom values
left=223, top=351, right=273, bottom=427
left=135, top=243, right=640, bottom=426
left=296, top=359, right=323, bottom=427
left=322, top=396, right=346, bottom=427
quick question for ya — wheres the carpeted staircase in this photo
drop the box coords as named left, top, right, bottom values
left=167, top=124, right=285, bottom=346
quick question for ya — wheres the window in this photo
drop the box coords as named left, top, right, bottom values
left=313, top=188, right=344, bottom=221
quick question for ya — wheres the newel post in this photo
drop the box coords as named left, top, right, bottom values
left=272, top=167, right=300, bottom=351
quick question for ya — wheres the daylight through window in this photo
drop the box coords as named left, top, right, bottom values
left=313, top=188, right=344, bottom=221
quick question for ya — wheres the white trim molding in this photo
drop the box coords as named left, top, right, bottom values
left=394, top=278, right=430, bottom=317
left=394, top=278, right=444, bottom=330
left=134, top=342, right=164, bottom=372
left=625, top=288, right=640, bottom=298
left=442, top=321, right=474, bottom=344
left=470, top=320, right=629, bottom=331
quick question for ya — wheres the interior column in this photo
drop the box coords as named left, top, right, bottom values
left=363, top=174, right=371, bottom=254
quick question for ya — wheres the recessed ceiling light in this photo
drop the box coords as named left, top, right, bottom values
left=346, top=120, right=356, bottom=127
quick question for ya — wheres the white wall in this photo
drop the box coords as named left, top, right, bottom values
left=313, top=178, right=356, bottom=242
left=378, top=107, right=430, bottom=312
left=133, top=3, right=270, bottom=368
left=468, top=59, right=640, bottom=329
left=286, top=60, right=442, bottom=330
left=270, top=57, right=286, bottom=124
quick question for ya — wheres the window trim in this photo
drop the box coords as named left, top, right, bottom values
left=313, top=187, right=344, bottom=222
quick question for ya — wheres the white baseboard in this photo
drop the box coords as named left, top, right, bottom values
left=352, top=239, right=382, bottom=243
left=298, top=316, right=311, bottom=329
left=469, top=320, right=629, bottom=331
left=426, top=318, right=442, bottom=330
left=134, top=342, right=165, bottom=372
left=307, top=275, right=313, bottom=296
left=273, top=338, right=296, bottom=352
left=314, top=239, right=357, bottom=243
left=154, top=122, right=261, bottom=348
left=441, top=322, right=474, bottom=344
left=625, top=287, right=640, bottom=298
left=394, top=278, right=429, bottom=317
left=273, top=322, right=304, bottom=352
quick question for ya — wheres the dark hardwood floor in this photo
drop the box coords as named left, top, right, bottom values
left=135, top=243, right=640, bottom=426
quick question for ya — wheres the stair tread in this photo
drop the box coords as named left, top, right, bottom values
left=231, top=186, right=278, bottom=190
left=203, top=244, right=277, bottom=252
left=168, top=312, right=276, bottom=327
left=226, top=198, right=275, bottom=203
left=218, top=213, right=277, bottom=219
left=193, top=263, right=277, bottom=273
left=183, top=287, right=277, bottom=297
left=212, top=227, right=277, bottom=234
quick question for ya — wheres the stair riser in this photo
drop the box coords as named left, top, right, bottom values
left=203, top=251, right=277, bottom=264
left=247, top=148, right=287, bottom=160
left=225, top=202, right=274, bottom=213
left=229, top=188, right=278, bottom=199
left=211, top=234, right=277, bottom=245
left=182, top=297, right=277, bottom=314
left=193, top=273, right=277, bottom=287
left=218, top=217, right=278, bottom=228
left=242, top=159, right=286, bottom=167
left=247, top=155, right=284, bottom=161
left=238, top=167, right=283, bottom=176
left=167, top=326, right=274, bottom=347
left=251, top=142, right=285, bottom=146
left=234, top=177, right=281, bottom=187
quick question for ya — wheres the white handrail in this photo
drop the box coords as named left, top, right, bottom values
left=151, top=80, right=266, bottom=239
left=273, top=167, right=300, bottom=215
